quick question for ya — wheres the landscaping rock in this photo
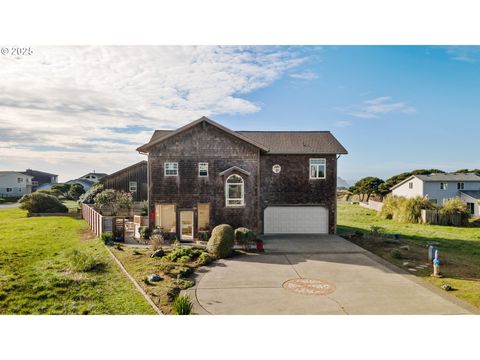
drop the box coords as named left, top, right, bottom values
left=403, top=261, right=411, bottom=267
left=441, top=284, right=454, bottom=291
left=399, top=245, right=410, bottom=251
left=151, top=249, right=165, bottom=258
left=147, top=274, right=162, bottom=282
left=408, top=268, right=417, bottom=272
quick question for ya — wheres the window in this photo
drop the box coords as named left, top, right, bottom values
left=164, top=162, right=178, bottom=176
left=309, top=158, right=326, bottom=179
left=226, top=174, right=244, bottom=206
left=408, top=182, right=413, bottom=189
left=457, top=182, right=465, bottom=190
left=17, top=177, right=23, bottom=183
left=198, top=162, right=208, bottom=177
left=467, top=202, right=475, bottom=215
left=18, top=188, right=22, bottom=192
left=129, top=181, right=137, bottom=193
left=155, top=204, right=176, bottom=232
left=6, top=188, right=12, bottom=192
left=440, top=182, right=448, bottom=190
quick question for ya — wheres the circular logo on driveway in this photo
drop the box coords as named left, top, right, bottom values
left=283, top=278, right=336, bottom=295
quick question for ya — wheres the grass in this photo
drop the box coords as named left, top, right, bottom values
left=337, top=203, right=480, bottom=308
left=110, top=245, right=214, bottom=314
left=0, top=208, right=156, bottom=314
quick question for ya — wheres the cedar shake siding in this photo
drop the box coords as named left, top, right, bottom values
left=101, top=161, right=148, bottom=202
left=146, top=121, right=261, bottom=237
left=137, top=116, right=347, bottom=239
left=259, top=154, right=338, bottom=234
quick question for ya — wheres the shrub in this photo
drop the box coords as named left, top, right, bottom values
left=150, top=228, right=164, bottom=250
left=390, top=248, right=402, bottom=259
left=164, top=247, right=202, bottom=262
left=369, top=225, right=385, bottom=240
left=68, top=183, right=85, bottom=200
left=178, top=255, right=192, bottom=263
left=18, top=192, right=68, bottom=213
left=206, top=224, right=234, bottom=258
left=100, top=232, right=114, bottom=245
left=173, top=294, right=193, bottom=315
left=67, top=249, right=103, bottom=272
left=176, top=278, right=195, bottom=289
left=36, top=189, right=62, bottom=198
left=139, top=226, right=152, bottom=240
left=234, top=227, right=256, bottom=251
left=79, top=183, right=104, bottom=204
left=197, top=252, right=214, bottom=266
left=379, top=196, right=435, bottom=223
left=94, top=189, right=132, bottom=215
left=440, top=197, right=469, bottom=216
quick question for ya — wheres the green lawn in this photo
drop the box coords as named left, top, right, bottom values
left=337, top=203, right=480, bottom=308
left=0, top=208, right=155, bottom=314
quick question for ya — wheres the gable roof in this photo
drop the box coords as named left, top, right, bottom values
left=80, top=172, right=108, bottom=179
left=137, top=116, right=269, bottom=153
left=218, top=166, right=251, bottom=177
left=391, top=173, right=480, bottom=191
left=0, top=171, right=33, bottom=178
left=101, top=161, right=147, bottom=181
left=137, top=116, right=348, bottom=155
left=460, top=190, right=480, bottom=199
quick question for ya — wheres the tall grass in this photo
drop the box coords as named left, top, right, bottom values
left=379, top=196, right=435, bottom=223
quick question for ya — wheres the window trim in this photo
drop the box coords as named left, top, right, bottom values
left=440, top=182, right=448, bottom=190
left=457, top=182, right=465, bottom=190
left=129, top=181, right=137, bottom=193
left=309, top=158, right=326, bottom=180
left=164, top=162, right=179, bottom=177
left=198, top=162, right=209, bottom=177
left=225, top=174, right=245, bottom=207
left=408, top=182, right=413, bottom=189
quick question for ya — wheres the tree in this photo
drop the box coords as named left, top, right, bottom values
left=51, top=183, right=71, bottom=197
left=94, top=189, right=132, bottom=215
left=352, top=177, right=385, bottom=202
left=68, top=183, right=85, bottom=200
left=79, top=183, right=104, bottom=204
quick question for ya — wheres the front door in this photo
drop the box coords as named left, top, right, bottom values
left=180, top=211, right=194, bottom=240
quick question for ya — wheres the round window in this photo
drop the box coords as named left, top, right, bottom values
left=272, top=164, right=281, bottom=173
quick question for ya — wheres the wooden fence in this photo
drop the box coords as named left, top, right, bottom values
left=81, top=203, right=114, bottom=236
left=359, top=200, right=384, bottom=212
left=421, top=209, right=465, bottom=226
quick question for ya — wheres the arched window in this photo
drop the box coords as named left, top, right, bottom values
left=226, top=174, right=244, bottom=206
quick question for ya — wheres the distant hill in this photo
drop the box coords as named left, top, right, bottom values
left=337, top=177, right=349, bottom=189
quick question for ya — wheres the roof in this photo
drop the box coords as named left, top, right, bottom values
left=101, top=161, right=147, bottom=181
left=23, top=169, right=58, bottom=177
left=460, top=190, right=480, bottom=199
left=0, top=171, right=33, bottom=178
left=66, top=179, right=95, bottom=188
left=218, top=166, right=251, bottom=177
left=80, top=172, right=108, bottom=179
left=391, top=173, right=480, bottom=190
left=137, top=116, right=348, bottom=155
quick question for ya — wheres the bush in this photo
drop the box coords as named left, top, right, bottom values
left=68, top=183, right=85, bottom=200
left=197, top=252, right=214, bottom=266
left=79, top=183, right=104, bottom=204
left=390, top=248, right=402, bottom=259
left=369, top=225, right=385, bottom=240
left=150, top=228, right=164, bottom=250
left=164, top=247, right=203, bottom=262
left=379, top=196, right=435, bottom=223
left=100, top=232, right=114, bottom=245
left=234, top=227, right=256, bottom=251
left=139, top=226, right=151, bottom=240
left=36, top=189, right=62, bottom=198
left=178, top=255, right=192, bottom=263
left=18, top=192, right=68, bottom=213
left=94, top=189, right=132, bottom=215
left=173, top=294, right=193, bottom=315
left=206, top=224, right=234, bottom=258
left=440, top=197, right=469, bottom=216
left=67, top=249, right=103, bottom=272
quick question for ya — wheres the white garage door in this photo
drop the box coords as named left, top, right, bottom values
left=264, top=206, right=329, bottom=234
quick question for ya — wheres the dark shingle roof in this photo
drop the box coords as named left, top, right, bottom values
left=139, top=117, right=348, bottom=155
left=460, top=190, right=480, bottom=199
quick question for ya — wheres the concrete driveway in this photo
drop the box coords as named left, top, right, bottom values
left=186, top=235, right=476, bottom=315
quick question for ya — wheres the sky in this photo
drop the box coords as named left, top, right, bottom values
left=1, top=45, right=479, bottom=185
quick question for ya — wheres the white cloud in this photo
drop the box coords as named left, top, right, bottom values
left=341, top=96, right=415, bottom=119
left=289, top=70, right=318, bottom=80
left=0, top=46, right=307, bottom=181
left=334, top=120, right=351, bottom=128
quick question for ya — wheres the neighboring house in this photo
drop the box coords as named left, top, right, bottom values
left=136, top=116, right=348, bottom=240
left=390, top=173, right=480, bottom=216
left=101, top=161, right=147, bottom=202
left=0, top=171, right=33, bottom=198
left=22, top=169, right=58, bottom=191
left=79, top=171, right=108, bottom=182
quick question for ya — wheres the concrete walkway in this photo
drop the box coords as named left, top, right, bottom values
left=186, top=235, right=477, bottom=315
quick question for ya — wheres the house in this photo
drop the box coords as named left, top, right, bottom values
left=136, top=116, right=348, bottom=240
left=66, top=171, right=108, bottom=192
left=0, top=171, right=34, bottom=198
left=22, top=169, right=58, bottom=191
left=390, top=173, right=480, bottom=216
left=101, top=161, right=148, bottom=202
left=79, top=171, right=108, bottom=182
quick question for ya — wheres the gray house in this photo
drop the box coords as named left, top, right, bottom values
left=391, top=173, right=480, bottom=216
